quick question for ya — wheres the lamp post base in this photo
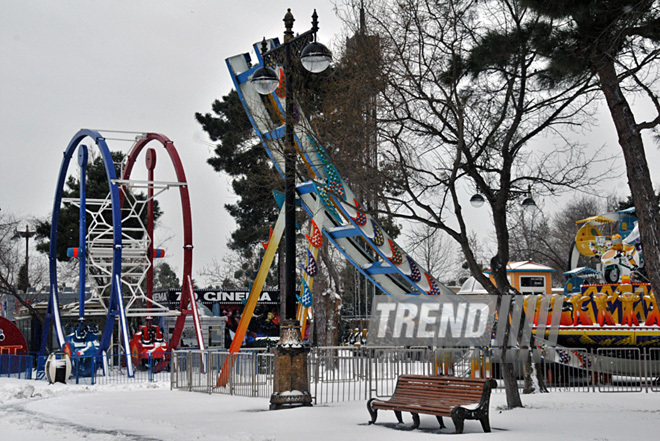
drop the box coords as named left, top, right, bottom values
left=269, top=320, right=312, bottom=409
left=269, top=390, right=312, bottom=409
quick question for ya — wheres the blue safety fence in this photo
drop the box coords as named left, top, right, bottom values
left=0, top=354, right=33, bottom=379
left=34, top=352, right=172, bottom=385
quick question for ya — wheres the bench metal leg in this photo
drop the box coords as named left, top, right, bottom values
left=366, top=399, right=378, bottom=425
left=436, top=416, right=446, bottom=429
left=394, top=410, right=403, bottom=424
left=411, top=412, right=420, bottom=430
left=451, top=405, right=491, bottom=434
left=479, top=414, right=492, bottom=433
left=451, top=407, right=466, bottom=434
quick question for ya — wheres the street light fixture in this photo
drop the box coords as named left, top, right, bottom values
left=13, top=224, right=36, bottom=290
left=521, top=195, right=537, bottom=208
left=250, top=66, right=280, bottom=95
left=469, top=194, right=485, bottom=208
left=521, top=185, right=537, bottom=208
left=251, top=8, right=331, bottom=410
left=470, top=186, right=536, bottom=209
left=300, top=41, right=333, bottom=73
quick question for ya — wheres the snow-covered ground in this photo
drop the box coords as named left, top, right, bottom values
left=1, top=377, right=658, bottom=440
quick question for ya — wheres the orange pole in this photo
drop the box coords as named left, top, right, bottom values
left=216, top=211, right=285, bottom=387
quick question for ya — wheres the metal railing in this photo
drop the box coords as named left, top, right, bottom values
left=171, top=346, right=660, bottom=403
left=309, top=346, right=435, bottom=402
left=9, top=346, right=659, bottom=400
left=0, top=354, right=33, bottom=379
left=540, top=348, right=593, bottom=393
left=650, top=348, right=660, bottom=392
left=170, top=349, right=273, bottom=396
left=35, top=352, right=171, bottom=385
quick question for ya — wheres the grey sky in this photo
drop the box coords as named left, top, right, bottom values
left=0, top=1, right=343, bottom=284
left=2, top=1, right=659, bottom=288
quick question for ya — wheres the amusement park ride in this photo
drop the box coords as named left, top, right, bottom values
left=39, top=130, right=204, bottom=376
left=547, top=209, right=660, bottom=349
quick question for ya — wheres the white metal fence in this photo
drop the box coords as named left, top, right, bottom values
left=170, top=349, right=274, bottom=396
left=171, top=346, right=660, bottom=403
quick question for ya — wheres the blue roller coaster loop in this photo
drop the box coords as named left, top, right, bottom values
left=39, top=129, right=133, bottom=377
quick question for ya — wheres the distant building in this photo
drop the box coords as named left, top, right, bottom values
left=458, top=261, right=556, bottom=295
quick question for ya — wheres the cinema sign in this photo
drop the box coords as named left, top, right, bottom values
left=152, top=289, right=280, bottom=309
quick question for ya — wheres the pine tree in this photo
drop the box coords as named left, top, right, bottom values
left=520, top=0, right=660, bottom=301
left=154, top=262, right=180, bottom=290
left=195, top=90, right=281, bottom=257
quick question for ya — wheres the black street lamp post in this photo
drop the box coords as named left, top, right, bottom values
left=13, top=224, right=36, bottom=290
left=251, top=9, right=331, bottom=409
left=252, top=9, right=331, bottom=321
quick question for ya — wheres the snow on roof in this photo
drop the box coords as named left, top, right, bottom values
left=457, top=276, right=488, bottom=294
left=484, top=261, right=555, bottom=274
left=563, top=266, right=601, bottom=277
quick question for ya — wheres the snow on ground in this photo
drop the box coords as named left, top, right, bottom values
left=1, top=377, right=659, bottom=440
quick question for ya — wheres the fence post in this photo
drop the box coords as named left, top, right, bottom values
left=207, top=351, right=212, bottom=395
left=170, top=352, right=174, bottom=390
left=229, top=352, right=234, bottom=396
left=367, top=347, right=373, bottom=400
left=146, top=353, right=151, bottom=383
left=252, top=352, right=257, bottom=397
left=644, top=347, right=648, bottom=393
left=187, top=351, right=192, bottom=392
left=312, top=348, right=319, bottom=404
left=590, top=349, right=595, bottom=393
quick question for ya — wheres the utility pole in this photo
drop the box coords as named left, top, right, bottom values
left=13, top=224, right=36, bottom=290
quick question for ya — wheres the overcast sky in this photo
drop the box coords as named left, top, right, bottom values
left=0, top=1, right=344, bottom=284
left=2, top=1, right=659, bottom=288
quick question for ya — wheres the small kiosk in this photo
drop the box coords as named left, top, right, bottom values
left=485, top=261, right=555, bottom=295
left=458, top=261, right=556, bottom=295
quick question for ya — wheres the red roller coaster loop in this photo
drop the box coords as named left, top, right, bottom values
left=121, top=133, right=204, bottom=351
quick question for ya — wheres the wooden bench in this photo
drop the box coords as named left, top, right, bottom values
left=367, top=375, right=497, bottom=433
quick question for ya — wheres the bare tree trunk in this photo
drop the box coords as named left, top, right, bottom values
left=523, top=355, right=534, bottom=394
left=313, top=245, right=342, bottom=347
left=535, top=363, right=549, bottom=393
left=523, top=330, right=549, bottom=394
left=497, top=321, right=524, bottom=407
left=597, top=59, right=660, bottom=305
left=501, top=355, right=523, bottom=407
left=523, top=357, right=549, bottom=394
left=491, top=217, right=524, bottom=408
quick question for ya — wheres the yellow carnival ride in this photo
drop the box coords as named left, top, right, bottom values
left=530, top=208, right=660, bottom=349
